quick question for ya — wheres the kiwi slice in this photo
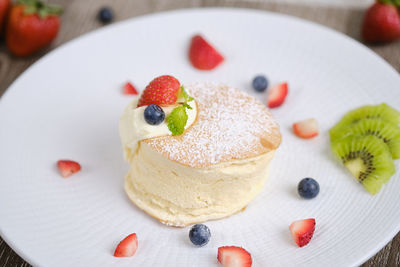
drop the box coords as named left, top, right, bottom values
left=330, top=103, right=400, bottom=139
left=331, top=118, right=400, bottom=159
left=331, top=135, right=395, bottom=195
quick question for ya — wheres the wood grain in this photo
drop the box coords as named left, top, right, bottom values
left=0, top=0, right=399, bottom=266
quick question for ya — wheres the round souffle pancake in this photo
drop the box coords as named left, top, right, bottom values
left=123, top=82, right=281, bottom=227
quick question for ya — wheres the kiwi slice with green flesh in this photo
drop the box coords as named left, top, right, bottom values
left=331, top=118, right=400, bottom=159
left=331, top=135, right=395, bottom=195
left=330, top=103, right=400, bottom=139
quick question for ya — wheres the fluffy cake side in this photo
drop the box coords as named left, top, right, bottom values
left=121, top=82, right=281, bottom=226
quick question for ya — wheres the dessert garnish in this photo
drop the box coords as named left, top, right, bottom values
left=267, top=82, right=288, bottom=108
left=289, top=218, right=316, bottom=247
left=137, top=75, right=181, bottom=107
left=167, top=86, right=194, bottom=135
left=123, top=82, right=138, bottom=95
left=144, top=104, right=165, bottom=125
left=329, top=103, right=400, bottom=138
left=114, top=233, right=138, bottom=258
left=57, top=160, right=81, bottom=178
left=135, top=75, right=195, bottom=136
left=189, top=34, right=224, bottom=70
left=218, top=246, right=252, bottom=267
left=331, top=135, right=395, bottom=194
left=293, top=118, right=319, bottom=139
left=332, top=118, right=400, bottom=159
left=189, top=224, right=211, bottom=247
left=252, top=75, right=269, bottom=92
left=298, top=178, right=320, bottom=199
left=330, top=104, right=400, bottom=194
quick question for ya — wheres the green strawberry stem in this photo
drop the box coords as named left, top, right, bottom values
left=379, top=0, right=400, bottom=8
left=19, top=0, right=63, bottom=18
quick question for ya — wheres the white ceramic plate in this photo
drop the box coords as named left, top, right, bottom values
left=0, top=8, right=399, bottom=267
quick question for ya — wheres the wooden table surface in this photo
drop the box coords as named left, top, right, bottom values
left=0, top=0, right=399, bottom=266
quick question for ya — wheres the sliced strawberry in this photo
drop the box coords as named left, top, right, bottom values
left=217, top=246, right=252, bottom=267
left=114, top=233, right=138, bottom=257
left=57, top=160, right=81, bottom=178
left=189, top=34, right=224, bottom=70
left=289, top=218, right=316, bottom=247
left=123, top=82, right=138, bottom=95
left=267, top=82, right=288, bottom=108
left=293, top=118, right=319, bottom=139
left=137, top=75, right=181, bottom=107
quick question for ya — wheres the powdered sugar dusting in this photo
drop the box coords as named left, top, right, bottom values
left=144, top=82, right=281, bottom=168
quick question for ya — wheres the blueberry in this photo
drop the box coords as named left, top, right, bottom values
left=298, top=178, right=320, bottom=199
left=98, top=7, right=114, bottom=23
left=252, top=75, right=268, bottom=92
left=189, top=224, right=211, bottom=246
left=144, top=104, right=165, bottom=125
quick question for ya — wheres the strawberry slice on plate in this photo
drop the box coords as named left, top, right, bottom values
left=123, top=82, right=138, bottom=95
left=114, top=233, right=138, bottom=257
left=189, top=34, right=224, bottom=70
left=57, top=160, right=81, bottom=178
left=267, top=82, right=288, bottom=108
left=137, top=75, right=181, bottom=107
left=217, top=246, right=252, bottom=267
left=293, top=118, right=319, bottom=139
left=289, top=218, right=316, bottom=247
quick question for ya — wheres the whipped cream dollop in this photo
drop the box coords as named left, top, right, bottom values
left=119, top=97, right=197, bottom=161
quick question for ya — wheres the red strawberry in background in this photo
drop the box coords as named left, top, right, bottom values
left=0, top=0, right=10, bottom=35
left=137, top=75, right=181, bottom=107
left=362, top=1, right=400, bottom=43
left=189, top=34, right=224, bottom=70
left=6, top=0, right=62, bottom=57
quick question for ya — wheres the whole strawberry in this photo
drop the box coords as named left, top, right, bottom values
left=0, top=0, right=10, bottom=35
left=362, top=1, right=400, bottom=43
left=137, top=75, right=181, bottom=107
left=6, top=0, right=62, bottom=57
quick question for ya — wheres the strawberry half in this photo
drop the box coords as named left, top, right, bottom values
left=289, top=218, right=316, bottom=247
left=267, top=82, right=288, bottom=108
left=217, top=246, right=252, bottom=267
left=114, top=233, right=138, bottom=257
left=137, top=75, right=181, bottom=107
left=293, top=118, right=319, bottom=139
left=57, top=160, right=81, bottom=178
left=362, top=2, right=400, bottom=43
left=123, top=82, right=138, bottom=95
left=189, top=34, right=224, bottom=70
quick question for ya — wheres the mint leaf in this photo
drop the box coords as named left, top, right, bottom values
left=168, top=85, right=194, bottom=135
left=180, top=86, right=194, bottom=103
left=182, top=103, right=192, bottom=110
left=168, top=106, right=188, bottom=136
